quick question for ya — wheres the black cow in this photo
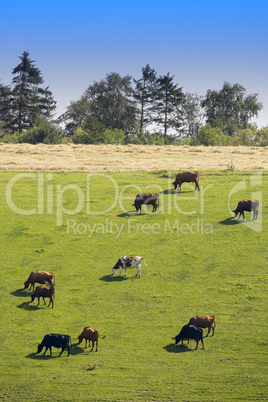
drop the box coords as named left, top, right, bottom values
left=37, top=334, right=71, bottom=357
left=133, top=193, right=159, bottom=214
left=233, top=199, right=259, bottom=220
left=175, top=324, right=204, bottom=350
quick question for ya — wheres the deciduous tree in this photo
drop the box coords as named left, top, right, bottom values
left=202, top=82, right=263, bottom=136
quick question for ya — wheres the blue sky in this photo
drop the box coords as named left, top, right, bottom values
left=1, top=0, right=268, bottom=127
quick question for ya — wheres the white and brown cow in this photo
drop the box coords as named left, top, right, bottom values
left=112, top=256, right=147, bottom=278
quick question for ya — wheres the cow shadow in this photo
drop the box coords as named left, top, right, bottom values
left=160, top=190, right=193, bottom=194
left=99, top=275, right=128, bottom=282
left=71, top=342, right=97, bottom=355
left=70, top=343, right=84, bottom=355
left=163, top=343, right=192, bottom=353
left=17, top=301, right=39, bottom=310
left=219, top=217, right=241, bottom=226
left=10, top=288, right=30, bottom=298
left=26, top=352, right=71, bottom=359
left=26, top=353, right=52, bottom=360
left=117, top=211, right=146, bottom=217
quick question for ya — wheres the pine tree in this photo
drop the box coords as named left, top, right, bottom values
left=8, top=51, right=56, bottom=132
left=154, top=73, right=184, bottom=142
left=133, top=64, right=157, bottom=134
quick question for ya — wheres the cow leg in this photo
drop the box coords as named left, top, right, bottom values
left=178, top=185, right=182, bottom=192
left=95, top=339, right=98, bottom=352
left=90, top=341, right=94, bottom=352
left=212, top=327, right=215, bottom=336
left=200, top=338, right=204, bottom=350
left=195, top=339, right=199, bottom=350
left=43, top=297, right=46, bottom=305
left=37, top=297, right=40, bottom=306
left=47, top=298, right=52, bottom=307
left=206, top=327, right=211, bottom=337
left=119, top=267, right=122, bottom=276
left=58, top=347, right=64, bottom=357
left=85, top=339, right=87, bottom=348
left=136, top=265, right=141, bottom=277
left=124, top=268, right=127, bottom=276
left=43, top=347, right=49, bottom=355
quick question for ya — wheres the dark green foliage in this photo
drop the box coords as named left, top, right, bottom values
left=83, top=72, right=137, bottom=132
left=19, top=121, right=63, bottom=144
left=3, top=51, right=56, bottom=133
left=202, top=82, right=263, bottom=136
left=192, top=124, right=232, bottom=145
left=154, top=73, right=184, bottom=141
left=133, top=64, right=157, bottom=134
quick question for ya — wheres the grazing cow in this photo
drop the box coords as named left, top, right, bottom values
left=233, top=199, right=259, bottom=220
left=30, top=285, right=55, bottom=308
left=175, top=324, right=204, bottom=350
left=112, top=256, right=147, bottom=277
left=188, top=315, right=216, bottom=337
left=133, top=193, right=159, bottom=214
left=24, top=270, right=55, bottom=291
left=77, top=327, right=106, bottom=352
left=37, top=334, right=71, bottom=357
left=172, top=171, right=200, bottom=192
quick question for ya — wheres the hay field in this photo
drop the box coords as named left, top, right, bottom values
left=0, top=143, right=267, bottom=171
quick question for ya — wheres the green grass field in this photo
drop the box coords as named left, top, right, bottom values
left=0, top=170, right=267, bottom=401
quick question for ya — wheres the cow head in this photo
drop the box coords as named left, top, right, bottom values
left=77, top=334, right=83, bottom=344
left=111, top=261, right=121, bottom=275
left=37, top=344, right=43, bottom=354
left=175, top=334, right=181, bottom=344
left=172, top=181, right=177, bottom=190
left=111, top=266, right=118, bottom=275
left=24, top=280, right=29, bottom=289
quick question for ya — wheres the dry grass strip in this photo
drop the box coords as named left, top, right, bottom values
left=0, top=143, right=267, bottom=172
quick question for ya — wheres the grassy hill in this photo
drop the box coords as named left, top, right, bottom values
left=0, top=170, right=267, bottom=400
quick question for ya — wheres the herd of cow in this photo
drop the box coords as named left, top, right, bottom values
left=133, top=171, right=260, bottom=220
left=22, top=171, right=259, bottom=356
left=23, top=267, right=216, bottom=354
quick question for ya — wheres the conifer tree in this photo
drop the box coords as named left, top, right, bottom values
left=133, top=64, right=157, bottom=134
left=8, top=51, right=56, bottom=132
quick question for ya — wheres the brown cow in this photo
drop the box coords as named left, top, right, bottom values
left=188, top=315, right=216, bottom=337
left=172, top=171, right=200, bottom=192
left=77, top=326, right=105, bottom=351
left=24, top=270, right=55, bottom=291
left=133, top=193, right=159, bottom=214
left=31, top=285, right=55, bottom=308
left=233, top=199, right=259, bottom=220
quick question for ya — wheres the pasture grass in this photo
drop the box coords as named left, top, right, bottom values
left=0, top=170, right=267, bottom=401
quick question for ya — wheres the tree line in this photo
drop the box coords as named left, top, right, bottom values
left=0, top=51, right=267, bottom=146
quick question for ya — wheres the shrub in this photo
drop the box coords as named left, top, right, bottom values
left=19, top=122, right=63, bottom=144
left=192, top=124, right=232, bottom=146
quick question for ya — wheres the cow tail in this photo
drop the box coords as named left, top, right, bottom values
left=100, top=335, right=106, bottom=339
left=142, top=258, right=147, bottom=267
